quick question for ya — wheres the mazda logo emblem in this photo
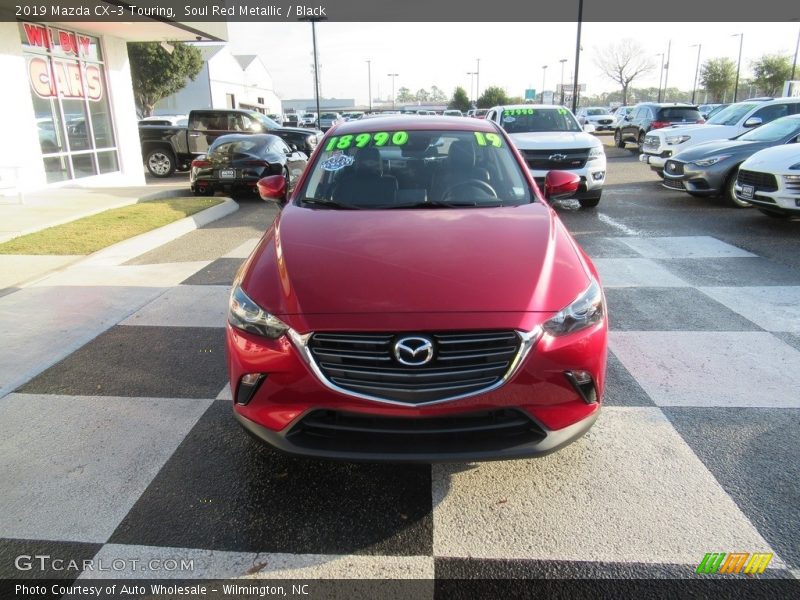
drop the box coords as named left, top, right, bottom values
left=393, top=336, right=434, bottom=366
left=549, top=153, right=567, bottom=162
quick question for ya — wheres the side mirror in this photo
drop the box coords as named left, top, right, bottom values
left=583, top=123, right=596, bottom=133
left=744, top=117, right=763, bottom=128
left=256, top=175, right=287, bottom=202
left=624, top=114, right=632, bottom=121
left=543, top=170, right=581, bottom=201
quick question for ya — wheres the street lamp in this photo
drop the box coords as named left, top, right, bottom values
left=690, top=44, right=702, bottom=105
left=476, top=58, right=481, bottom=101
left=559, top=58, right=567, bottom=105
left=732, top=33, right=744, bottom=103
left=387, top=73, right=399, bottom=109
left=467, top=71, right=477, bottom=104
left=662, top=40, right=672, bottom=101
left=656, top=53, right=665, bottom=102
left=791, top=26, right=799, bottom=82
left=541, top=65, right=548, bottom=103
left=571, top=0, right=583, bottom=113
left=300, top=16, right=325, bottom=129
left=366, top=60, right=372, bottom=112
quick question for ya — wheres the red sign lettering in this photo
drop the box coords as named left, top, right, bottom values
left=28, top=57, right=103, bottom=101
left=23, top=23, right=50, bottom=49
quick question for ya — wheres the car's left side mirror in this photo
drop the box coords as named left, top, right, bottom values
left=583, top=123, right=596, bottom=133
left=543, top=170, right=581, bottom=201
left=744, top=117, right=763, bottom=128
left=257, top=175, right=287, bottom=202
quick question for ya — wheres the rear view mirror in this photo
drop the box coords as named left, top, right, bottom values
left=257, top=175, right=287, bottom=202
left=544, top=170, right=581, bottom=201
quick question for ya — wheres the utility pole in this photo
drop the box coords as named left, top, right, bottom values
left=656, top=53, right=665, bottom=102
left=467, top=71, right=477, bottom=104
left=733, top=33, right=744, bottom=103
left=541, top=65, right=548, bottom=103
left=559, top=58, right=567, bottom=105
left=571, top=0, right=583, bottom=113
left=690, top=44, right=701, bottom=104
left=662, top=40, right=671, bottom=101
left=475, top=58, right=481, bottom=103
left=791, top=26, right=799, bottom=81
left=388, top=73, right=399, bottom=109
left=366, top=60, right=372, bottom=112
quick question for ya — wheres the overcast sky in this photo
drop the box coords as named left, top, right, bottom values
left=225, top=22, right=800, bottom=103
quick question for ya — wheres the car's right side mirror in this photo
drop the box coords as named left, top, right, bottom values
left=543, top=170, right=581, bottom=201
left=744, top=117, right=763, bottom=128
left=257, top=175, right=287, bottom=203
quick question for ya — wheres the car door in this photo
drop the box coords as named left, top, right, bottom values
left=623, top=107, right=641, bottom=140
left=188, top=111, right=216, bottom=156
left=749, top=103, right=792, bottom=130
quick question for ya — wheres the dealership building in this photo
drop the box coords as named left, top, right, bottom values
left=0, top=18, right=227, bottom=197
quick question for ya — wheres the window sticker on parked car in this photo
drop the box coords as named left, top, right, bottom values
left=474, top=132, right=503, bottom=147
left=504, top=109, right=535, bottom=116
left=320, top=152, right=355, bottom=171
left=324, top=131, right=410, bottom=151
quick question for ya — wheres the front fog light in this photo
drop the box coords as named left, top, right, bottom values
left=543, top=279, right=604, bottom=336
left=236, top=373, right=265, bottom=405
left=592, top=171, right=605, bottom=181
left=564, top=370, right=597, bottom=404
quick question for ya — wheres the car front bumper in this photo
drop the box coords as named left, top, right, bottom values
left=226, top=318, right=607, bottom=461
left=734, top=178, right=800, bottom=214
left=661, top=160, right=731, bottom=195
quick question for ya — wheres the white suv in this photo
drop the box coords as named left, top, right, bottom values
left=640, top=97, right=800, bottom=175
left=735, top=144, right=800, bottom=218
left=485, top=104, right=606, bottom=207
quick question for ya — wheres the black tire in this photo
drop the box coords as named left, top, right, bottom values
left=579, top=193, right=601, bottom=208
left=614, top=129, right=625, bottom=148
left=722, top=170, right=751, bottom=208
left=145, top=148, right=176, bottom=178
left=758, top=208, right=790, bottom=219
left=637, top=131, right=646, bottom=153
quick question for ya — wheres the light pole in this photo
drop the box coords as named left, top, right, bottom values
left=690, top=44, right=702, bottom=104
left=656, top=53, right=665, bottom=102
left=559, top=58, right=567, bottom=105
left=476, top=58, right=481, bottom=102
left=541, top=65, right=548, bottom=103
left=662, top=40, right=672, bottom=101
left=388, top=73, right=399, bottom=109
left=366, top=60, right=372, bottom=112
left=791, top=26, right=799, bottom=81
left=732, top=33, right=744, bottom=103
left=299, top=16, right=325, bottom=129
left=571, top=0, right=583, bottom=113
left=467, top=71, right=477, bottom=104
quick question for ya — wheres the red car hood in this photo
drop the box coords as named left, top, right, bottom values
left=242, top=203, right=590, bottom=318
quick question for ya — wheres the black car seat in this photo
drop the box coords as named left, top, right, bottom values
left=331, top=147, right=398, bottom=207
left=430, top=141, right=490, bottom=201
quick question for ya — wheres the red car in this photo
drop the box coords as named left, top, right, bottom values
left=226, top=116, right=607, bottom=461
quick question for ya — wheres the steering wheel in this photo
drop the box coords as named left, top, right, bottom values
left=441, top=179, right=498, bottom=203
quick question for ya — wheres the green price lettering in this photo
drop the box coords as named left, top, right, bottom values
left=336, top=135, right=354, bottom=149
left=355, top=133, right=371, bottom=147
left=485, top=133, right=502, bottom=147
left=324, top=130, right=411, bottom=150
left=373, top=132, right=390, bottom=146
left=474, top=131, right=487, bottom=146
left=391, top=131, right=409, bottom=145
left=325, top=136, right=338, bottom=152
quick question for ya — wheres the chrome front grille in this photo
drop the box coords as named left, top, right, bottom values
left=643, top=135, right=660, bottom=149
left=522, top=148, right=589, bottom=171
left=307, top=331, right=523, bottom=405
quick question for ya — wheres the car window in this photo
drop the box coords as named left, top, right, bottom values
left=737, top=116, right=800, bottom=142
left=752, top=103, right=791, bottom=124
left=296, top=128, right=532, bottom=208
left=586, top=108, right=610, bottom=116
left=631, top=108, right=644, bottom=120
left=706, top=103, right=759, bottom=126
left=209, top=137, right=268, bottom=156
left=499, top=108, right=581, bottom=133
left=657, top=107, right=702, bottom=121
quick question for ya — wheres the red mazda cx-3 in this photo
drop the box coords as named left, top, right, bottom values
left=226, top=116, right=608, bottom=461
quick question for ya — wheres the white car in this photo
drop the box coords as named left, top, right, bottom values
left=299, top=113, right=317, bottom=127
left=611, top=106, right=633, bottom=128
left=734, top=144, right=800, bottom=218
left=640, top=97, right=800, bottom=173
left=576, top=107, right=615, bottom=131
left=485, top=104, right=606, bottom=207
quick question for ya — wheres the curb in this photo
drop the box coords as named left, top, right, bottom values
left=2, top=198, right=238, bottom=292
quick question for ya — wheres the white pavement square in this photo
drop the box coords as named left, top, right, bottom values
left=223, top=238, right=261, bottom=259
left=699, top=286, right=800, bottom=333
left=0, top=394, right=212, bottom=543
left=216, top=383, right=232, bottom=400
left=121, top=285, right=230, bottom=328
left=0, top=255, right=81, bottom=289
left=431, top=407, right=775, bottom=563
left=613, top=236, right=757, bottom=259
left=592, top=258, right=690, bottom=288
left=81, top=545, right=435, bottom=580
left=30, top=262, right=211, bottom=288
left=610, top=331, right=800, bottom=407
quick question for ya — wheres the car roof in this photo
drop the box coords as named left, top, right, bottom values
left=493, top=104, right=564, bottom=111
left=331, top=114, right=499, bottom=134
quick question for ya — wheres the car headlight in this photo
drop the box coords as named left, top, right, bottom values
left=543, top=279, right=604, bottom=336
left=228, top=284, right=289, bottom=339
left=784, top=174, right=800, bottom=182
left=587, top=146, right=605, bottom=161
left=665, top=135, right=690, bottom=145
left=692, top=154, right=731, bottom=167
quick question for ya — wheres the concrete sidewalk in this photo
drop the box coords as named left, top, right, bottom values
left=0, top=177, right=205, bottom=293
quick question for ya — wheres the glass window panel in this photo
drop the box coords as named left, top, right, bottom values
left=43, top=156, right=70, bottom=183
left=62, top=98, right=91, bottom=152
left=96, top=151, right=119, bottom=174
left=89, top=91, right=114, bottom=149
left=70, top=154, right=97, bottom=179
left=31, top=92, right=66, bottom=154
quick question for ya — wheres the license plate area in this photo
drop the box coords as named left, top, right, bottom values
left=219, top=169, right=236, bottom=179
left=740, top=184, right=754, bottom=199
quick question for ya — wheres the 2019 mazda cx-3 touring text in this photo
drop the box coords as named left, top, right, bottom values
left=226, top=115, right=608, bottom=461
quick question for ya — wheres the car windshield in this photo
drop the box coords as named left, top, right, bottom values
left=737, top=117, right=800, bottom=142
left=500, top=108, right=582, bottom=134
left=296, top=127, right=532, bottom=209
left=208, top=137, right=269, bottom=157
left=250, top=112, right=281, bottom=130
left=586, top=108, right=610, bottom=116
left=321, top=113, right=338, bottom=119
left=706, top=103, right=759, bottom=126
left=658, top=107, right=702, bottom=121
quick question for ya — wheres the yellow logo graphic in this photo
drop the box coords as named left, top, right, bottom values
left=696, top=552, right=773, bottom=575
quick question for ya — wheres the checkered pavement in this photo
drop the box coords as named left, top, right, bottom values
left=1, top=202, right=798, bottom=587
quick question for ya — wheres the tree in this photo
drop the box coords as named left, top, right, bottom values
left=750, top=54, right=792, bottom=97
left=593, top=39, right=654, bottom=106
left=415, top=88, right=431, bottom=102
left=396, top=87, right=414, bottom=103
left=477, top=86, right=508, bottom=108
left=430, top=85, right=447, bottom=102
left=128, top=41, right=203, bottom=117
left=700, top=58, right=737, bottom=103
left=449, top=86, right=470, bottom=112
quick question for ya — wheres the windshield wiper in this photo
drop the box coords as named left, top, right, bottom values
left=299, top=197, right=359, bottom=210
left=385, top=200, right=503, bottom=209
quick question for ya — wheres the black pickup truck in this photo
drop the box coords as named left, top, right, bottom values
left=139, top=109, right=323, bottom=177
